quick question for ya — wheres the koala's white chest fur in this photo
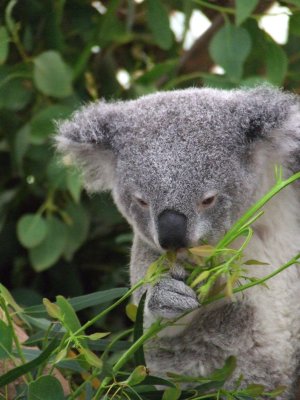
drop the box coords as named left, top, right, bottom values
left=244, top=182, right=300, bottom=372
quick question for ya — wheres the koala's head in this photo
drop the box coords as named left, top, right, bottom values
left=56, top=86, right=299, bottom=251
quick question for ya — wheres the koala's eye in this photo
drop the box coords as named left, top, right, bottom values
left=134, top=196, right=149, bottom=208
left=200, top=192, right=218, bottom=209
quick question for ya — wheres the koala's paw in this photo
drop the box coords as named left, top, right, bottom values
left=147, top=277, right=199, bottom=320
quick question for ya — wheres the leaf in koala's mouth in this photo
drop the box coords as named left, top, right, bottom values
left=189, top=245, right=215, bottom=257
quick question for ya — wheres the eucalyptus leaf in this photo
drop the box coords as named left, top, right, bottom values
left=29, top=216, right=67, bottom=271
left=0, top=284, right=23, bottom=312
left=80, top=347, right=102, bottom=368
left=289, top=13, right=300, bottom=36
left=24, top=288, right=128, bottom=317
left=235, top=0, right=259, bottom=26
left=0, top=26, right=9, bottom=64
left=17, top=214, right=48, bottom=249
left=126, top=365, right=148, bottom=386
left=33, top=50, right=72, bottom=98
left=28, top=376, right=64, bottom=400
left=0, top=320, right=13, bottom=359
left=66, top=168, right=82, bottom=203
left=162, top=386, right=181, bottom=400
left=0, top=336, right=60, bottom=388
left=126, top=303, right=137, bottom=322
left=30, top=105, right=73, bottom=144
left=56, top=295, right=82, bottom=336
left=63, top=201, right=90, bottom=261
left=209, top=23, right=252, bottom=82
left=0, top=77, right=33, bottom=111
left=146, top=0, right=173, bottom=50
left=265, top=41, right=288, bottom=86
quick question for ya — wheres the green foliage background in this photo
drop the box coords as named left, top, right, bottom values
left=1, top=0, right=300, bottom=319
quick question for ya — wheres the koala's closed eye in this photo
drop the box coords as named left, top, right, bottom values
left=133, top=195, right=149, bottom=208
left=199, top=191, right=218, bottom=209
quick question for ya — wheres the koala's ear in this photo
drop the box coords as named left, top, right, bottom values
left=240, top=86, right=300, bottom=171
left=55, top=101, right=119, bottom=192
left=239, top=85, right=299, bottom=143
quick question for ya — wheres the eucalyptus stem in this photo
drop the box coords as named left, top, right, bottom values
left=101, top=328, right=133, bottom=362
left=68, top=367, right=102, bottom=400
left=74, top=281, right=144, bottom=338
left=0, top=300, right=33, bottom=382
left=216, top=172, right=300, bottom=250
left=93, top=320, right=164, bottom=399
left=203, top=253, right=300, bottom=305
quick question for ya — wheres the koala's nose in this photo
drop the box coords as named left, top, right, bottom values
left=157, top=210, right=188, bottom=250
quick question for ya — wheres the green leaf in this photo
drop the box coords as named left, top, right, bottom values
left=244, top=259, right=269, bottom=265
left=0, top=77, right=33, bottom=111
left=235, top=0, right=259, bottom=26
left=43, top=298, right=61, bottom=319
left=209, top=23, right=252, bottom=82
left=46, top=159, right=68, bottom=190
left=33, top=50, right=72, bottom=98
left=190, top=270, right=210, bottom=288
left=0, top=284, right=23, bottom=312
left=289, top=13, right=300, bottom=36
left=136, top=60, right=177, bottom=85
left=242, top=384, right=265, bottom=396
left=13, top=124, right=30, bottom=172
left=30, top=105, right=73, bottom=144
left=125, top=365, right=148, bottom=386
left=126, top=303, right=137, bottom=322
left=17, top=214, right=48, bottom=248
left=0, top=26, right=9, bottom=64
left=80, top=348, right=102, bottom=368
left=63, top=202, right=90, bottom=261
left=0, top=335, right=60, bottom=388
left=162, top=387, right=181, bottom=400
left=56, top=295, right=82, bottom=335
left=265, top=385, right=287, bottom=398
left=146, top=0, right=173, bottom=50
left=22, top=315, right=53, bottom=331
left=98, top=0, right=128, bottom=47
left=88, top=332, right=110, bottom=341
left=66, top=288, right=128, bottom=311
left=209, top=356, right=236, bottom=382
left=265, top=41, right=288, bottom=86
left=0, top=320, right=13, bottom=359
left=54, top=348, right=68, bottom=364
left=134, top=293, right=146, bottom=366
left=25, top=288, right=128, bottom=316
left=29, top=216, right=67, bottom=271
left=28, top=376, right=64, bottom=400
left=66, top=169, right=82, bottom=203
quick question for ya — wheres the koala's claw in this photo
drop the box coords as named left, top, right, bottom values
left=147, top=277, right=199, bottom=320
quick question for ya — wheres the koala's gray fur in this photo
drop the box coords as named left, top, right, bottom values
left=56, top=86, right=300, bottom=398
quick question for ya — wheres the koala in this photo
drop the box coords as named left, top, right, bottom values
left=56, top=86, right=300, bottom=398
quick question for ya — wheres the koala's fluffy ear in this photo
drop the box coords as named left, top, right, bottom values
left=55, top=101, right=119, bottom=192
left=240, top=86, right=300, bottom=172
left=239, top=86, right=298, bottom=141
left=238, top=85, right=300, bottom=167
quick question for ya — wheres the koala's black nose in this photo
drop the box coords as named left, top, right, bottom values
left=157, top=210, right=188, bottom=250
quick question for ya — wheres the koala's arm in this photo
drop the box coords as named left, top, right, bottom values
left=130, top=235, right=199, bottom=325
